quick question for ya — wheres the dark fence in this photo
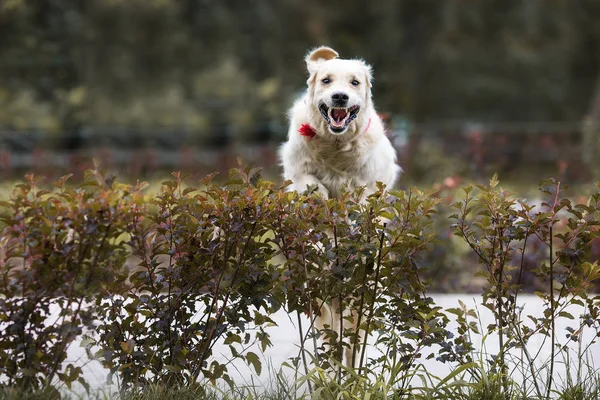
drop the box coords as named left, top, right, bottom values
left=397, top=120, right=588, bottom=183
left=0, top=119, right=589, bottom=183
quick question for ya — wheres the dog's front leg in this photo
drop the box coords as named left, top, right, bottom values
left=289, top=174, right=329, bottom=199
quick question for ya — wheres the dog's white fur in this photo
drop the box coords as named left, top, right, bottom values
left=279, top=47, right=401, bottom=367
left=279, top=46, right=401, bottom=199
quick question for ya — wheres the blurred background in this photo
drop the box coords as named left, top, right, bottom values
left=3, top=0, right=600, bottom=291
left=2, top=0, right=600, bottom=187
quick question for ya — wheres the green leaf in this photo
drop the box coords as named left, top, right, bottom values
left=434, top=362, right=478, bottom=389
left=80, top=336, right=96, bottom=348
left=223, top=334, right=241, bottom=345
left=164, top=364, right=182, bottom=373
left=182, top=187, right=197, bottom=196
left=474, top=270, right=490, bottom=278
left=246, top=351, right=262, bottom=375
left=558, top=311, right=574, bottom=319
left=490, top=173, right=499, bottom=188
left=120, top=339, right=135, bottom=354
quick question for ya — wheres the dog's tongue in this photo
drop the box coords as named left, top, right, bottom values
left=332, top=108, right=348, bottom=123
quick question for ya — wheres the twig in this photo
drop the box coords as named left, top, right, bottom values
left=546, top=224, right=556, bottom=399
left=351, top=259, right=370, bottom=369
left=197, top=220, right=257, bottom=378
left=359, top=224, right=386, bottom=373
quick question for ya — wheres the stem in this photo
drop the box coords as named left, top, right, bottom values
left=337, top=294, right=343, bottom=381
left=545, top=181, right=560, bottom=398
left=277, top=216, right=313, bottom=394
left=294, top=310, right=312, bottom=393
left=510, top=319, right=544, bottom=398
left=513, top=235, right=529, bottom=310
left=299, top=241, right=322, bottom=371
left=200, top=221, right=258, bottom=373
left=47, top=222, right=111, bottom=386
left=497, top=270, right=509, bottom=399
left=332, top=224, right=344, bottom=379
left=493, top=222, right=509, bottom=398
left=351, top=260, right=370, bottom=369
left=194, top=224, right=236, bottom=379
left=167, top=247, right=174, bottom=368
left=359, top=225, right=386, bottom=373
left=196, top=247, right=222, bottom=346
left=546, top=224, right=555, bottom=399
left=350, top=207, right=377, bottom=369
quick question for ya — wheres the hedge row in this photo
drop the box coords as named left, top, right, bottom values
left=1, top=167, right=600, bottom=398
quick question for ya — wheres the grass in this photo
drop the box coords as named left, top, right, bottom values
left=1, top=329, right=600, bottom=400
left=0, top=387, right=63, bottom=400
left=119, top=384, right=214, bottom=400
left=0, top=384, right=294, bottom=400
left=108, top=370, right=600, bottom=400
left=556, top=373, right=600, bottom=400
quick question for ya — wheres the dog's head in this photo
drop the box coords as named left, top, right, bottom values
left=305, top=46, right=373, bottom=136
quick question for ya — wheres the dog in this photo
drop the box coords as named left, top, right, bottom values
left=279, top=46, right=401, bottom=368
left=279, top=46, right=400, bottom=200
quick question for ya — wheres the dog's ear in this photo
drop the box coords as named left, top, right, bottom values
left=361, top=61, right=373, bottom=89
left=359, top=61, right=374, bottom=104
left=305, top=46, right=338, bottom=75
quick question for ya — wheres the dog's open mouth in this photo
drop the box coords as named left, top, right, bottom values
left=319, top=103, right=360, bottom=133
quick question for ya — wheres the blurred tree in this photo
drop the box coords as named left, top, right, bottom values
left=0, top=0, right=599, bottom=137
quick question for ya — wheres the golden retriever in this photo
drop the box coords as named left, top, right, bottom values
left=279, top=46, right=401, bottom=368
left=279, top=46, right=400, bottom=199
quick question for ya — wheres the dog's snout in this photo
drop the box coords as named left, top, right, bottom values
left=332, top=92, right=349, bottom=101
left=331, top=92, right=349, bottom=106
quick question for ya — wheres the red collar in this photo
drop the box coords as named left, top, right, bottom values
left=299, top=118, right=371, bottom=139
left=298, top=123, right=317, bottom=138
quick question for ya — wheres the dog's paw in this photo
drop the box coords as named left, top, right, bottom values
left=291, top=176, right=329, bottom=199
left=300, top=183, right=328, bottom=199
left=307, top=182, right=329, bottom=199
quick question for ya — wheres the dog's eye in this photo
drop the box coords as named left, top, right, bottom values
left=321, top=78, right=331, bottom=84
left=351, top=79, right=360, bottom=86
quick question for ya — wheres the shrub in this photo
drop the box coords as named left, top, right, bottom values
left=450, top=175, right=600, bottom=399
left=2, top=169, right=600, bottom=399
left=0, top=170, right=145, bottom=392
left=91, top=168, right=284, bottom=389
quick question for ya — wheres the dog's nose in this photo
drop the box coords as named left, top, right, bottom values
left=331, top=92, right=349, bottom=106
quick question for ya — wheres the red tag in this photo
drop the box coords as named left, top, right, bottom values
left=298, top=124, right=316, bottom=138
